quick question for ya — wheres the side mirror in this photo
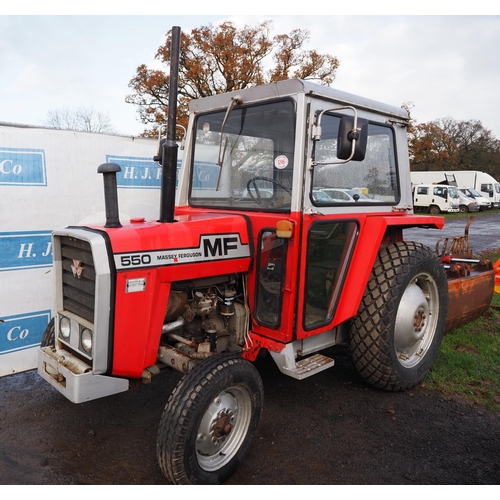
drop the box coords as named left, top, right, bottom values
left=337, top=116, right=368, bottom=161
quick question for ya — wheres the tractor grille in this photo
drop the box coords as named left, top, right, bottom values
left=60, top=236, right=96, bottom=323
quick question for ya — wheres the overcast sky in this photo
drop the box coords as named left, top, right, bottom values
left=1, top=7, right=500, bottom=138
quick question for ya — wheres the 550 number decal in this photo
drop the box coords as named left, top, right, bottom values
left=119, top=254, right=152, bottom=267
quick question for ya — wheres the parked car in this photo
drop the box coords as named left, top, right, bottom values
left=320, top=188, right=375, bottom=202
left=458, top=187, right=491, bottom=211
left=456, top=190, right=480, bottom=213
left=312, top=190, right=333, bottom=202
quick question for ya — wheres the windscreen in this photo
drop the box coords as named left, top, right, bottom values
left=312, top=114, right=399, bottom=205
left=190, top=99, right=295, bottom=211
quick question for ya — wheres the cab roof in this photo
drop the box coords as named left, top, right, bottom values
left=189, top=79, right=409, bottom=121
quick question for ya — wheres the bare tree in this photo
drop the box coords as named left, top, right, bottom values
left=44, top=106, right=115, bottom=134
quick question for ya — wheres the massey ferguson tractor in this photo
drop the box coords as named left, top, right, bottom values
left=38, top=27, right=494, bottom=484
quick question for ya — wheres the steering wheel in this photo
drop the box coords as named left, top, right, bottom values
left=246, top=176, right=292, bottom=206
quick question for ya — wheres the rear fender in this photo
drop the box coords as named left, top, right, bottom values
left=333, top=214, right=445, bottom=328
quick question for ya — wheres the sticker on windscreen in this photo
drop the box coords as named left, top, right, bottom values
left=274, top=155, right=288, bottom=169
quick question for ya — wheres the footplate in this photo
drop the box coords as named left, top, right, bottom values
left=281, top=353, right=335, bottom=380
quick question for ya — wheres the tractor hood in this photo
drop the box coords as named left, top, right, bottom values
left=88, top=213, right=253, bottom=276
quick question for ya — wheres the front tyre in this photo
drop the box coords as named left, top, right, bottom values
left=40, top=318, right=55, bottom=347
left=157, top=353, right=263, bottom=484
left=350, top=241, right=448, bottom=392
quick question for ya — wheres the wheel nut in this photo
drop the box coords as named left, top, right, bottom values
left=214, top=414, right=232, bottom=437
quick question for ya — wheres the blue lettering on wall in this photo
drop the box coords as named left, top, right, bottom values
left=0, top=147, right=47, bottom=186
left=0, top=310, right=51, bottom=354
left=0, top=231, right=53, bottom=272
left=107, top=154, right=182, bottom=189
left=191, top=161, right=220, bottom=189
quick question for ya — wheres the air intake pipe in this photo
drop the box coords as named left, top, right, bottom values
left=159, top=26, right=181, bottom=223
left=97, top=162, right=122, bottom=228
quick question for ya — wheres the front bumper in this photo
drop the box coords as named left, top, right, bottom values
left=38, top=346, right=129, bottom=403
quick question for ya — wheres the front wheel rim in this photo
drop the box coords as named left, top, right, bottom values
left=394, top=272, right=440, bottom=368
left=196, top=385, right=252, bottom=472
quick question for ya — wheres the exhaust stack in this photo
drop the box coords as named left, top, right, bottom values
left=159, top=26, right=181, bottom=223
left=97, top=162, right=122, bottom=228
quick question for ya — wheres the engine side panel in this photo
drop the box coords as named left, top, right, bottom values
left=98, top=213, right=252, bottom=378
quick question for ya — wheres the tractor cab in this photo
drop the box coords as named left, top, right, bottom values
left=175, top=80, right=435, bottom=348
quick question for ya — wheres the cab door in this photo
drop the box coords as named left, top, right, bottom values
left=295, top=216, right=359, bottom=339
left=251, top=212, right=361, bottom=344
left=251, top=213, right=302, bottom=344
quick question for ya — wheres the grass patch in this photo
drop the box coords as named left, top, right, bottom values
left=442, top=207, right=500, bottom=219
left=424, top=248, right=500, bottom=411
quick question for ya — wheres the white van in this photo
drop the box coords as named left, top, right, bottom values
left=457, top=187, right=491, bottom=211
left=412, top=184, right=460, bottom=214
left=410, top=171, right=500, bottom=208
left=456, top=190, right=480, bottom=212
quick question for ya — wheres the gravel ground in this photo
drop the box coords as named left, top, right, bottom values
left=1, top=347, right=499, bottom=485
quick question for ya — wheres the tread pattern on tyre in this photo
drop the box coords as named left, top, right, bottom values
left=350, top=241, right=447, bottom=392
left=157, top=352, right=263, bottom=485
left=40, top=318, right=55, bottom=347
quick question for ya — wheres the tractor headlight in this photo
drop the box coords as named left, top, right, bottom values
left=60, top=316, right=71, bottom=339
left=80, top=327, right=93, bottom=354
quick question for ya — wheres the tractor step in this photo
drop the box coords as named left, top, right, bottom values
left=281, top=353, right=335, bottom=380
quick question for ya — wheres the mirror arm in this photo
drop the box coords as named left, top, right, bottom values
left=153, top=124, right=187, bottom=164
left=310, top=106, right=359, bottom=167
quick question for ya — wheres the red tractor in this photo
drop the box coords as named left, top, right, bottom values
left=38, top=27, right=493, bottom=484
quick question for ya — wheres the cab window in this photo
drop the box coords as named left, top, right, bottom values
left=304, top=221, right=358, bottom=329
left=190, top=100, right=295, bottom=211
left=312, top=114, right=398, bottom=205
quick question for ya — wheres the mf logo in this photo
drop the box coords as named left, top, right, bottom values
left=0, top=147, right=47, bottom=186
left=202, top=235, right=239, bottom=257
left=71, top=259, right=85, bottom=279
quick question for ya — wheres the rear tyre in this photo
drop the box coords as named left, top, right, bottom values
left=157, top=353, right=263, bottom=484
left=350, top=241, right=448, bottom=391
